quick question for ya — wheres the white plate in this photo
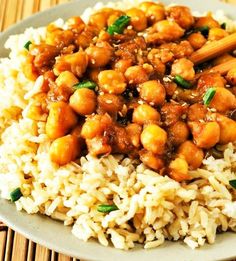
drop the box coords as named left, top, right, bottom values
left=0, top=0, right=236, bottom=260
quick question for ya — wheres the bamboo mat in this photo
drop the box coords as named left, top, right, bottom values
left=0, top=0, right=236, bottom=260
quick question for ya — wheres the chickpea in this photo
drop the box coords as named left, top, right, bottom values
left=85, top=44, right=113, bottom=68
left=89, top=12, right=109, bottom=30
left=226, top=68, right=236, bottom=85
left=171, top=58, right=195, bottom=81
left=187, top=103, right=207, bottom=122
left=139, top=80, right=166, bottom=106
left=197, top=73, right=225, bottom=96
left=195, top=16, right=220, bottom=29
left=113, top=59, right=133, bottom=73
left=50, top=135, right=80, bottom=165
left=69, top=88, right=97, bottom=116
left=46, top=101, right=78, bottom=139
left=124, top=66, right=148, bottom=85
left=188, top=32, right=207, bottom=50
left=168, top=121, right=189, bottom=146
left=66, top=16, right=85, bottom=32
left=148, top=48, right=174, bottom=65
left=46, top=29, right=74, bottom=47
left=107, top=10, right=124, bottom=26
left=107, top=15, right=119, bottom=27
left=75, top=26, right=95, bottom=49
left=26, top=102, right=46, bottom=122
left=160, top=41, right=194, bottom=59
left=177, top=141, right=204, bottom=169
left=54, top=51, right=88, bottom=77
left=139, top=2, right=165, bottom=24
left=149, top=58, right=165, bottom=75
left=126, top=123, right=142, bottom=148
left=153, top=20, right=185, bottom=42
left=22, top=55, right=38, bottom=81
left=126, top=8, right=147, bottom=31
left=138, top=2, right=157, bottom=12
left=188, top=121, right=220, bottom=149
left=81, top=114, right=112, bottom=139
left=55, top=71, right=78, bottom=93
left=167, top=6, right=194, bottom=30
left=139, top=150, right=164, bottom=171
left=214, top=114, right=236, bottom=144
left=209, top=87, right=236, bottom=113
left=208, top=28, right=228, bottom=41
left=86, top=136, right=112, bottom=156
left=133, top=104, right=160, bottom=125
left=98, top=70, right=127, bottom=94
left=97, top=93, right=123, bottom=115
left=168, top=157, right=192, bottom=182
left=97, top=30, right=111, bottom=42
left=141, top=124, right=167, bottom=154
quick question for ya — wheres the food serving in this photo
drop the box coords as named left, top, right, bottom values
left=0, top=0, right=236, bottom=250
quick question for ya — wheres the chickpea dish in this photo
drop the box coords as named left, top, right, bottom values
left=23, top=2, right=236, bottom=182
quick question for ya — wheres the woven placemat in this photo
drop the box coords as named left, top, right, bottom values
left=0, top=0, right=236, bottom=260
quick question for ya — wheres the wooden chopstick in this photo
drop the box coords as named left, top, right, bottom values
left=195, top=58, right=236, bottom=79
left=190, top=32, right=236, bottom=65
left=208, top=58, right=236, bottom=75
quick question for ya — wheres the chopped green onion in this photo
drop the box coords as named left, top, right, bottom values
left=173, top=75, right=192, bottom=89
left=74, top=80, right=96, bottom=90
left=221, top=23, right=226, bottom=30
left=229, top=180, right=236, bottom=189
left=10, top=188, right=23, bottom=202
left=24, top=41, right=32, bottom=50
left=97, top=204, right=118, bottom=213
left=195, top=26, right=209, bottom=36
left=203, top=88, right=216, bottom=106
left=107, top=15, right=131, bottom=35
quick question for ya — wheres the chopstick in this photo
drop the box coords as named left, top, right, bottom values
left=195, top=58, right=236, bottom=78
left=209, top=58, right=236, bottom=75
left=190, top=32, right=236, bottom=65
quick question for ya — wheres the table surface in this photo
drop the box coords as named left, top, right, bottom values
left=0, top=0, right=236, bottom=260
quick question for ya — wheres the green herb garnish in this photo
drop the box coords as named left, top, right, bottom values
left=107, top=15, right=131, bottom=35
left=229, top=180, right=236, bottom=189
left=174, top=75, right=192, bottom=89
left=203, top=88, right=216, bottom=106
left=97, top=204, right=118, bottom=213
left=74, top=80, right=96, bottom=90
left=221, top=23, right=227, bottom=30
left=195, top=26, right=210, bottom=37
left=24, top=41, right=32, bottom=50
left=10, top=188, right=23, bottom=202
